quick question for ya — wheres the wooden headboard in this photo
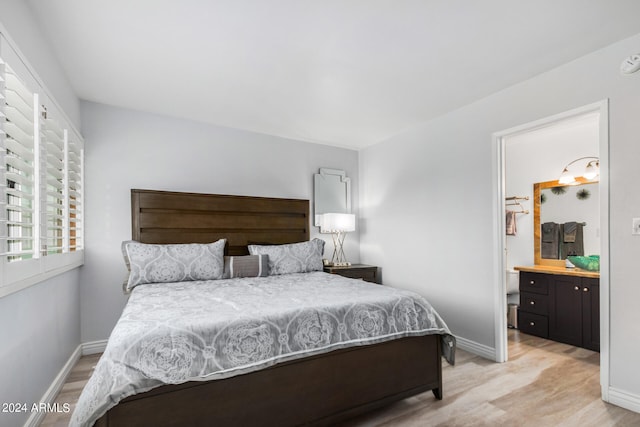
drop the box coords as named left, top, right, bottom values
left=131, top=189, right=310, bottom=255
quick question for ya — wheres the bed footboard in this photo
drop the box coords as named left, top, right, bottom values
left=95, top=334, right=442, bottom=427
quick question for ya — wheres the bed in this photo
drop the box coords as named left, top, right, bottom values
left=74, top=189, right=455, bottom=427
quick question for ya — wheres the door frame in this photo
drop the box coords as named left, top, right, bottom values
left=491, top=99, right=610, bottom=400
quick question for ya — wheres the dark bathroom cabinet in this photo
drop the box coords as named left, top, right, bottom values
left=517, top=268, right=599, bottom=352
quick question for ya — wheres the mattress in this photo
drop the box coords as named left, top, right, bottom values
left=71, top=271, right=455, bottom=426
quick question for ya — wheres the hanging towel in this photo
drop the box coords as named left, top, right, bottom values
left=542, top=222, right=559, bottom=242
left=541, top=222, right=560, bottom=259
left=564, top=221, right=577, bottom=242
left=506, top=210, right=517, bottom=236
left=561, top=222, right=584, bottom=258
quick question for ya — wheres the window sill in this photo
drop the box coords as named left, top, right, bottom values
left=0, top=251, right=84, bottom=298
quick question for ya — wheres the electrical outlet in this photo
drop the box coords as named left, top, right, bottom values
left=633, top=218, right=640, bottom=235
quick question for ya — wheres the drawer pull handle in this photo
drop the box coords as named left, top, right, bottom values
left=530, top=281, right=535, bottom=285
left=574, top=286, right=580, bottom=291
left=530, top=301, right=535, bottom=305
left=583, top=287, right=589, bottom=292
left=530, top=322, right=535, bottom=326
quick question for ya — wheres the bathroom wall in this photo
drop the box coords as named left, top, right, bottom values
left=505, top=112, right=600, bottom=270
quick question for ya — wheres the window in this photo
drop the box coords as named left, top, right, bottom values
left=1, top=35, right=84, bottom=295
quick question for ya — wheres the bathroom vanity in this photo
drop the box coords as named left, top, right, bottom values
left=514, top=265, right=599, bottom=352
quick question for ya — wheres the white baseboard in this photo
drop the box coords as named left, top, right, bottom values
left=455, top=335, right=497, bottom=361
left=82, top=339, right=108, bottom=355
left=22, top=340, right=108, bottom=427
left=608, top=387, right=640, bottom=414
left=24, top=345, right=82, bottom=427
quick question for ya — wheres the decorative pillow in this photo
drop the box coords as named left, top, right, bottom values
left=223, top=255, right=269, bottom=278
left=122, top=239, right=226, bottom=290
left=247, top=238, right=325, bottom=275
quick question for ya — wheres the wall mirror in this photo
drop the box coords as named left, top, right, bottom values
left=534, top=178, right=599, bottom=266
left=313, top=168, right=351, bottom=226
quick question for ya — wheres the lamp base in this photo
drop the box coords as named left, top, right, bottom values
left=330, top=231, right=350, bottom=266
left=332, top=261, right=351, bottom=267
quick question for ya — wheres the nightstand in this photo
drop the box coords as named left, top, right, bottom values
left=323, top=264, right=379, bottom=284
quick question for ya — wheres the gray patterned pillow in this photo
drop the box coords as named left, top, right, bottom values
left=247, top=238, right=325, bottom=275
left=122, top=239, right=226, bottom=290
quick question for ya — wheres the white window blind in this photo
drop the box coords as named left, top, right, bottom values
left=3, top=63, right=36, bottom=262
left=0, top=57, right=5, bottom=260
left=43, top=111, right=65, bottom=255
left=1, top=33, right=84, bottom=295
left=67, top=132, right=83, bottom=251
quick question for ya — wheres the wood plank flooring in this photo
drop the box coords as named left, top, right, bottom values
left=41, top=330, right=640, bottom=426
left=39, top=353, right=101, bottom=427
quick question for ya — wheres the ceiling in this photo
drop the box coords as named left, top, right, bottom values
left=27, top=0, right=640, bottom=150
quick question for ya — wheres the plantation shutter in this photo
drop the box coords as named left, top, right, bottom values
left=0, top=57, right=5, bottom=259
left=1, top=33, right=84, bottom=293
left=43, top=112, right=65, bottom=254
left=2, top=62, right=36, bottom=262
left=67, top=132, right=83, bottom=251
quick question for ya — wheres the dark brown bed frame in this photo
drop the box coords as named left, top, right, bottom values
left=95, top=189, right=443, bottom=426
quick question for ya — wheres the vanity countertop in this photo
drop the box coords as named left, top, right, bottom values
left=514, top=264, right=599, bottom=279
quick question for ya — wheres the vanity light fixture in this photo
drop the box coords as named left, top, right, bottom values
left=583, top=160, right=600, bottom=180
left=320, top=213, right=356, bottom=266
left=558, top=157, right=599, bottom=184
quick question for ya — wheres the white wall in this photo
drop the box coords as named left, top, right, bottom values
left=360, top=32, right=640, bottom=403
left=0, top=3, right=81, bottom=426
left=0, top=269, right=80, bottom=427
left=505, top=113, right=600, bottom=269
left=0, top=0, right=80, bottom=128
left=80, top=101, right=360, bottom=342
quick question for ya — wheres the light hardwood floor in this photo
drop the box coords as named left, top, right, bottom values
left=41, top=330, right=640, bottom=426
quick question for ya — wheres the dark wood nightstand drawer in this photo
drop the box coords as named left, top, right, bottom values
left=520, top=292, right=548, bottom=316
left=519, top=272, right=549, bottom=295
left=518, top=311, right=548, bottom=338
left=323, top=264, right=379, bottom=284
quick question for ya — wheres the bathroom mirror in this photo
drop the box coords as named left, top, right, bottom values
left=313, top=168, right=351, bottom=226
left=534, top=178, right=599, bottom=266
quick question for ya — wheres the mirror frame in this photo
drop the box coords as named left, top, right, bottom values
left=313, top=168, right=351, bottom=227
left=534, top=177, right=597, bottom=266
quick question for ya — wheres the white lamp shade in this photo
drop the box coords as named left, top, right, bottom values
left=583, top=161, right=599, bottom=180
left=558, top=168, right=576, bottom=185
left=320, top=213, right=356, bottom=232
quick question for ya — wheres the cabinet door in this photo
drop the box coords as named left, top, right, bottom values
left=582, top=279, right=600, bottom=352
left=549, top=276, right=583, bottom=347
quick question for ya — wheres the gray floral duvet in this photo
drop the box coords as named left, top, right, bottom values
left=71, top=271, right=455, bottom=426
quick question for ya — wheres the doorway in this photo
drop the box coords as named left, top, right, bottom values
left=492, top=100, right=610, bottom=398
